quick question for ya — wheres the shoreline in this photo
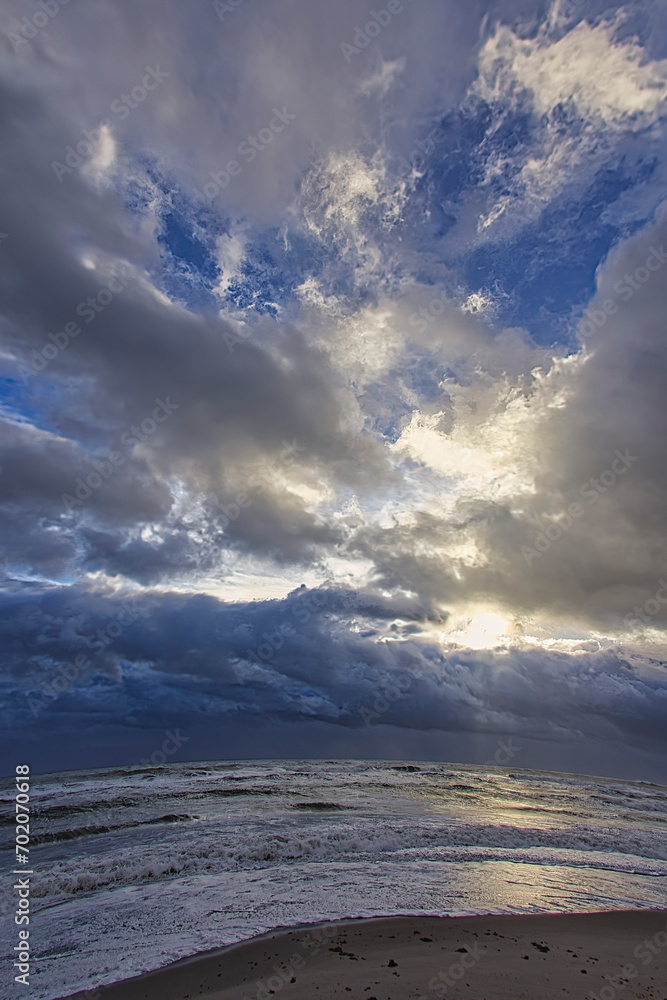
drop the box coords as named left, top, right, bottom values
left=58, top=908, right=667, bottom=999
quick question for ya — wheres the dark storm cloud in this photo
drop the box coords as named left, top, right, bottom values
left=3, top=583, right=665, bottom=766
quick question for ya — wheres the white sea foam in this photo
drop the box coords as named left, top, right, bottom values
left=1, top=760, right=665, bottom=1000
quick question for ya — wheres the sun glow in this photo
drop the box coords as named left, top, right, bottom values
left=449, top=612, right=511, bottom=650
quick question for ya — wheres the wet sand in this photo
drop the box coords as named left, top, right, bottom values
left=60, top=909, right=667, bottom=999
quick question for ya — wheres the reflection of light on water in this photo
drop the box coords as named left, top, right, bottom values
left=449, top=861, right=658, bottom=913
left=417, top=777, right=599, bottom=832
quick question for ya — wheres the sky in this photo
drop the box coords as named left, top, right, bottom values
left=1, top=0, right=666, bottom=780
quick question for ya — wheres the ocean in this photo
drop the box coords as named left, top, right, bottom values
left=2, top=759, right=666, bottom=1000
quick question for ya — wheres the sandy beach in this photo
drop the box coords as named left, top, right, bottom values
left=60, top=909, right=667, bottom=1000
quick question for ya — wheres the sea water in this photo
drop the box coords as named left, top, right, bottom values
left=1, top=759, right=666, bottom=999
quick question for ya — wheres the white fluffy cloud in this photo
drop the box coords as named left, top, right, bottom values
left=472, top=10, right=667, bottom=237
